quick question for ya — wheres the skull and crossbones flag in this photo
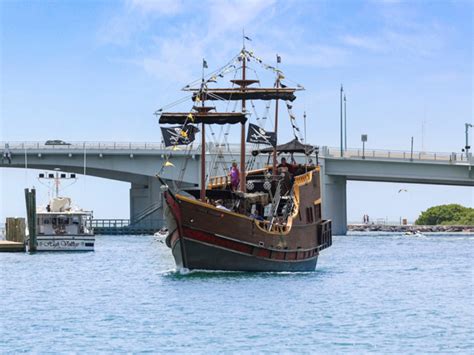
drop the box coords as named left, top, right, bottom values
left=246, top=123, right=276, bottom=147
left=161, top=125, right=199, bottom=147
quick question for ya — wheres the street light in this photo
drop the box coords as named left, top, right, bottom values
left=462, top=123, right=473, bottom=159
left=361, top=134, right=367, bottom=159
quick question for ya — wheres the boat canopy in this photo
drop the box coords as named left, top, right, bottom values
left=191, top=88, right=298, bottom=102
left=252, top=138, right=315, bottom=156
left=159, top=112, right=247, bottom=125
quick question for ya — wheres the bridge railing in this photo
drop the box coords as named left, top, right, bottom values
left=324, top=147, right=471, bottom=164
left=1, top=141, right=471, bottom=164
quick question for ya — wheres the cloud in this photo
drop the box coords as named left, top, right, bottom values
left=339, top=4, right=447, bottom=58
left=341, top=35, right=385, bottom=52
left=98, top=0, right=184, bottom=45
left=127, top=0, right=183, bottom=16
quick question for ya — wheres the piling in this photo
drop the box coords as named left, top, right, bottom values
left=24, top=188, right=37, bottom=252
left=5, top=217, right=26, bottom=242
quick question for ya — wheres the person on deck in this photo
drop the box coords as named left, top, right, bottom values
left=229, top=161, right=240, bottom=191
left=277, top=157, right=296, bottom=174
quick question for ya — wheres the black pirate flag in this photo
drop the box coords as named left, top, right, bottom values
left=246, top=123, right=276, bottom=147
left=161, top=125, right=199, bottom=147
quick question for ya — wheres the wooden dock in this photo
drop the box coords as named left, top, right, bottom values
left=0, top=240, right=25, bottom=252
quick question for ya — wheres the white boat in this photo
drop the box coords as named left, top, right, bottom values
left=26, top=171, right=95, bottom=252
left=26, top=196, right=95, bottom=252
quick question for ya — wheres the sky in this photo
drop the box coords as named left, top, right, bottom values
left=0, top=0, right=472, bottom=223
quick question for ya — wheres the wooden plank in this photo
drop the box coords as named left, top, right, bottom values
left=0, top=240, right=25, bottom=252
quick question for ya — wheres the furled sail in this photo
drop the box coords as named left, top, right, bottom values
left=191, top=88, right=298, bottom=102
left=159, top=112, right=247, bottom=125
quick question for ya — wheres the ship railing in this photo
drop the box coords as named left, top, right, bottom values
left=208, top=168, right=273, bottom=190
left=255, top=219, right=291, bottom=234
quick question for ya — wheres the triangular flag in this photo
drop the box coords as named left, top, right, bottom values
left=164, top=161, right=174, bottom=167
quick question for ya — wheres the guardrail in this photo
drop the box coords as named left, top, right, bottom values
left=323, top=147, right=471, bottom=164
left=90, top=218, right=163, bottom=235
left=1, top=141, right=471, bottom=164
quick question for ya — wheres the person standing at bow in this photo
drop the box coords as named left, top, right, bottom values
left=230, top=161, right=240, bottom=191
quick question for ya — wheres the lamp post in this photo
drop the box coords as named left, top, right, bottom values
left=464, top=123, right=473, bottom=159
left=340, top=85, right=343, bottom=157
left=361, top=134, right=367, bottom=159
left=344, top=94, right=347, bottom=151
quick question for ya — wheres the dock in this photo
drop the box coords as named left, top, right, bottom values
left=0, top=240, right=25, bottom=252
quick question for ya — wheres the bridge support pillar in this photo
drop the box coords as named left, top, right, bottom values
left=129, top=177, right=164, bottom=227
left=322, top=174, right=347, bottom=236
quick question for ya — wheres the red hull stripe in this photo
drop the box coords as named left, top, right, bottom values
left=182, top=227, right=317, bottom=261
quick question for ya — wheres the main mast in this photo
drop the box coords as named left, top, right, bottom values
left=240, top=49, right=247, bottom=192
left=200, top=65, right=206, bottom=201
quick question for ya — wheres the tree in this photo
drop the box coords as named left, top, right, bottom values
left=415, top=204, right=474, bottom=225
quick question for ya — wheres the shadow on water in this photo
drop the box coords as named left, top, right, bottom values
left=161, top=266, right=335, bottom=281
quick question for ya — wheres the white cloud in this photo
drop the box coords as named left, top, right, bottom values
left=127, top=0, right=183, bottom=16
left=341, top=35, right=385, bottom=52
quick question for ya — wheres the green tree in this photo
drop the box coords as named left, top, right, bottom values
left=415, top=204, right=474, bottom=225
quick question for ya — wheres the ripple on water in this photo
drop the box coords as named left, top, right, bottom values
left=0, top=234, right=473, bottom=353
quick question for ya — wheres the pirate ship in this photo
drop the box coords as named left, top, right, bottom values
left=156, top=39, right=332, bottom=272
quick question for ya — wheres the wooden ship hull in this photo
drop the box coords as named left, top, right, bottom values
left=157, top=43, right=332, bottom=272
left=163, top=168, right=332, bottom=272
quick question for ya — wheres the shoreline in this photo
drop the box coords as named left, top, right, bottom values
left=348, top=224, right=474, bottom=233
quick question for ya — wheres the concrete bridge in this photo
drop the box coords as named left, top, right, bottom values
left=1, top=141, right=472, bottom=235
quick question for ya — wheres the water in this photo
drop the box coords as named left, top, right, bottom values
left=1, top=233, right=473, bottom=353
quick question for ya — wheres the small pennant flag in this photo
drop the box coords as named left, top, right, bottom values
left=244, top=36, right=252, bottom=41
left=164, top=161, right=174, bottom=167
left=203, top=59, right=208, bottom=69
left=276, top=54, right=281, bottom=63
left=187, top=113, right=194, bottom=122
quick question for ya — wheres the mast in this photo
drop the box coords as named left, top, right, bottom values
left=200, top=61, right=206, bottom=201
left=55, top=171, right=59, bottom=198
left=200, top=122, right=206, bottom=201
left=240, top=49, right=246, bottom=192
left=272, top=55, right=280, bottom=175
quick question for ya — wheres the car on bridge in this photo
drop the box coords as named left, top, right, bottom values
left=45, top=140, right=71, bottom=146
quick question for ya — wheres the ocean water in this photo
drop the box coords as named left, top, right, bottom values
left=1, top=233, right=473, bottom=353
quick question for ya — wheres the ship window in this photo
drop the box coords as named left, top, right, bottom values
left=306, top=207, right=314, bottom=223
left=314, top=205, right=321, bottom=220
left=43, top=218, right=50, bottom=224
